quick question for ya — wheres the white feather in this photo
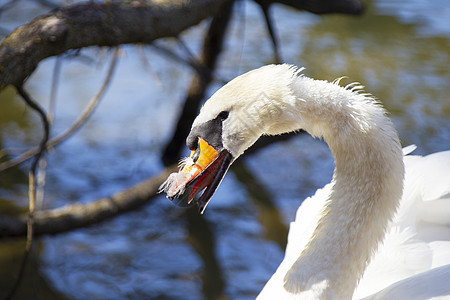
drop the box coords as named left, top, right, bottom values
left=189, top=64, right=450, bottom=299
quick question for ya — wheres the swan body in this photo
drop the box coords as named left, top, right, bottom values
left=260, top=149, right=450, bottom=300
left=161, top=64, right=450, bottom=299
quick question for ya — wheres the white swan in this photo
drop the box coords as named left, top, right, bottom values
left=160, top=64, right=450, bottom=299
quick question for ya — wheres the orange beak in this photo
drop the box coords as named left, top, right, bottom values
left=160, top=137, right=232, bottom=213
left=180, top=137, right=219, bottom=179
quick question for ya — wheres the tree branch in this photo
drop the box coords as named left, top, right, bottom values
left=265, top=0, right=364, bottom=15
left=162, top=0, right=235, bottom=165
left=256, top=0, right=282, bottom=63
left=0, top=0, right=364, bottom=239
left=0, top=48, right=119, bottom=172
left=7, top=86, right=50, bottom=299
left=0, top=166, right=176, bottom=238
left=0, top=0, right=229, bottom=90
left=0, top=0, right=364, bottom=92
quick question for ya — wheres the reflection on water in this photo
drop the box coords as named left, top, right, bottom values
left=0, top=0, right=449, bottom=299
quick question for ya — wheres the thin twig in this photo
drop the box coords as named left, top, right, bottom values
left=176, top=36, right=198, bottom=64
left=257, top=1, right=282, bottom=63
left=36, top=152, right=47, bottom=211
left=161, top=0, right=235, bottom=165
left=174, top=36, right=228, bottom=83
left=0, top=48, right=120, bottom=172
left=136, top=46, right=164, bottom=88
left=6, top=86, right=50, bottom=300
left=149, top=42, right=228, bottom=85
left=235, top=0, right=247, bottom=75
left=150, top=42, right=206, bottom=78
left=43, top=48, right=119, bottom=143
left=33, top=55, right=63, bottom=215
left=48, top=56, right=63, bottom=125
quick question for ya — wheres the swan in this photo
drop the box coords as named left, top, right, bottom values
left=160, top=64, right=450, bottom=299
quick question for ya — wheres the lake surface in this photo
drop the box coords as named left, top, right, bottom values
left=0, top=0, right=449, bottom=299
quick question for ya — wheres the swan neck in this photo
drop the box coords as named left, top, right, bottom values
left=282, top=76, right=405, bottom=298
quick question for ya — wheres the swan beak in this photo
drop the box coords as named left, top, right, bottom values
left=159, top=137, right=232, bottom=214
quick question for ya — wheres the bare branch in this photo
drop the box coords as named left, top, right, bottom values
left=162, top=0, right=235, bottom=165
left=150, top=42, right=207, bottom=77
left=256, top=0, right=282, bottom=63
left=0, top=0, right=229, bottom=90
left=266, top=0, right=364, bottom=15
left=6, top=86, right=50, bottom=300
left=0, top=0, right=365, bottom=92
left=0, top=48, right=119, bottom=172
left=0, top=166, right=176, bottom=238
left=137, top=46, right=164, bottom=88
left=48, top=55, right=63, bottom=124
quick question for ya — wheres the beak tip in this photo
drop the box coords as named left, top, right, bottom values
left=161, top=138, right=233, bottom=213
left=198, top=203, right=208, bottom=214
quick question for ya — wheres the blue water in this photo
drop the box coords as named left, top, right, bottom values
left=0, top=0, right=449, bottom=299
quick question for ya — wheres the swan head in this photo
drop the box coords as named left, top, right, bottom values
left=160, top=64, right=301, bottom=213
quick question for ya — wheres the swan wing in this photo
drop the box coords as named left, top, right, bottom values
left=413, top=151, right=450, bottom=226
left=360, top=264, right=450, bottom=300
left=393, top=150, right=450, bottom=227
left=354, top=150, right=450, bottom=299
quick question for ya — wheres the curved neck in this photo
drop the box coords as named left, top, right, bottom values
left=280, top=76, right=405, bottom=298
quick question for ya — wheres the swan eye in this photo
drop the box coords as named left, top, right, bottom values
left=218, top=111, right=229, bottom=121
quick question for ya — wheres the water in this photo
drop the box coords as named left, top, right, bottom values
left=0, top=0, right=449, bottom=299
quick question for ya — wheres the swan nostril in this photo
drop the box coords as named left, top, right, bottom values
left=192, top=146, right=201, bottom=163
left=186, top=134, right=199, bottom=151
